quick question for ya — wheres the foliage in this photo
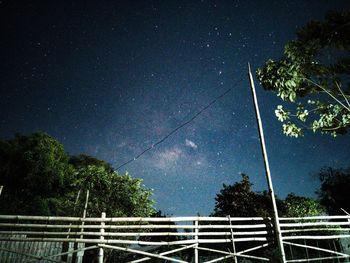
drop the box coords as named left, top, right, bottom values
left=68, top=166, right=156, bottom=262
left=69, top=154, right=114, bottom=173
left=283, top=193, right=325, bottom=217
left=317, top=166, right=350, bottom=215
left=211, top=175, right=326, bottom=262
left=257, top=9, right=350, bottom=137
left=212, top=174, right=325, bottom=218
left=212, top=174, right=277, bottom=217
left=0, top=132, right=156, bottom=218
left=0, top=132, right=74, bottom=215
left=67, top=165, right=155, bottom=217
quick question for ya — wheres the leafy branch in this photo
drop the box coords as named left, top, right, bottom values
left=257, top=9, right=350, bottom=138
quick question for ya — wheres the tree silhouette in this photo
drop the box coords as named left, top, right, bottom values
left=317, top=166, right=350, bottom=215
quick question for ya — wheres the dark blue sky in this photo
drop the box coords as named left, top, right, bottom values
left=1, top=0, right=349, bottom=216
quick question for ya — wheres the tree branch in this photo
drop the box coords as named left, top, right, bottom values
left=321, top=125, right=342, bottom=131
left=305, top=78, right=350, bottom=112
left=335, top=81, right=350, bottom=108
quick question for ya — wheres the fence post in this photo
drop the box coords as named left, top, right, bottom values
left=67, top=190, right=81, bottom=263
left=98, top=212, right=106, bottom=263
left=228, top=216, right=238, bottom=263
left=77, top=190, right=89, bottom=263
left=194, top=218, right=199, bottom=263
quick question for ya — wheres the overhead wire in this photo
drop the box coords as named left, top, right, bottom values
left=115, top=78, right=244, bottom=171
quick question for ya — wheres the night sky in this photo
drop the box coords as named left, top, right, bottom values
left=1, top=0, right=349, bottom=216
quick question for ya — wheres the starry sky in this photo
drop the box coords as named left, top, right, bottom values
left=1, top=0, right=350, bottom=216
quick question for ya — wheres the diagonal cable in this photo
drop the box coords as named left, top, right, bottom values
left=116, top=79, right=243, bottom=170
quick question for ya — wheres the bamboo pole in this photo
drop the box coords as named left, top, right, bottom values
left=340, top=208, right=350, bottom=215
left=0, top=222, right=270, bottom=230
left=98, top=212, right=105, bottom=263
left=280, top=222, right=350, bottom=228
left=194, top=219, right=199, bottom=263
left=0, top=215, right=266, bottom=223
left=248, top=62, right=286, bottom=263
left=332, top=240, right=341, bottom=263
left=283, top=235, right=350, bottom=240
left=286, top=255, right=350, bottom=263
left=279, top=215, right=350, bottom=221
left=77, top=189, right=89, bottom=263
left=129, top=244, right=197, bottom=263
left=0, top=236, right=268, bottom=245
left=281, top=228, right=350, bottom=234
left=0, top=230, right=269, bottom=237
left=203, top=253, right=270, bottom=263
left=198, top=246, right=270, bottom=262
left=303, top=239, right=309, bottom=262
left=98, top=244, right=188, bottom=263
left=67, top=189, right=81, bottom=263
left=2, top=214, right=346, bottom=222
left=236, top=242, right=271, bottom=255
left=228, top=215, right=238, bottom=263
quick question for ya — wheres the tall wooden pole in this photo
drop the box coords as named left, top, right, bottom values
left=247, top=63, right=286, bottom=263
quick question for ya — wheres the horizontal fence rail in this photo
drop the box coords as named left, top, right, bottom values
left=0, top=214, right=274, bottom=262
left=0, top=214, right=349, bottom=262
left=0, top=215, right=273, bottom=245
left=279, top=215, right=350, bottom=263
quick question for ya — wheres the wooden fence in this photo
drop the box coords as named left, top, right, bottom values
left=0, top=214, right=349, bottom=262
left=280, top=215, right=350, bottom=262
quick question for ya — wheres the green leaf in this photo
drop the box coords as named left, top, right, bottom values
left=289, top=91, right=296, bottom=102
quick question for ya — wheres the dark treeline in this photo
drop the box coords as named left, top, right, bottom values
left=0, top=132, right=155, bottom=217
left=1, top=132, right=349, bottom=217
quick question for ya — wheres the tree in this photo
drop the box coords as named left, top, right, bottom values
left=257, top=9, right=350, bottom=137
left=283, top=193, right=325, bottom=217
left=317, top=166, right=350, bottom=215
left=212, top=174, right=277, bottom=217
left=0, top=132, right=74, bottom=215
left=69, top=154, right=114, bottom=173
left=211, top=175, right=325, bottom=262
left=212, top=174, right=325, bottom=217
left=68, top=154, right=156, bottom=217
left=68, top=165, right=156, bottom=262
left=0, top=132, right=156, bottom=218
left=67, top=165, right=155, bottom=217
